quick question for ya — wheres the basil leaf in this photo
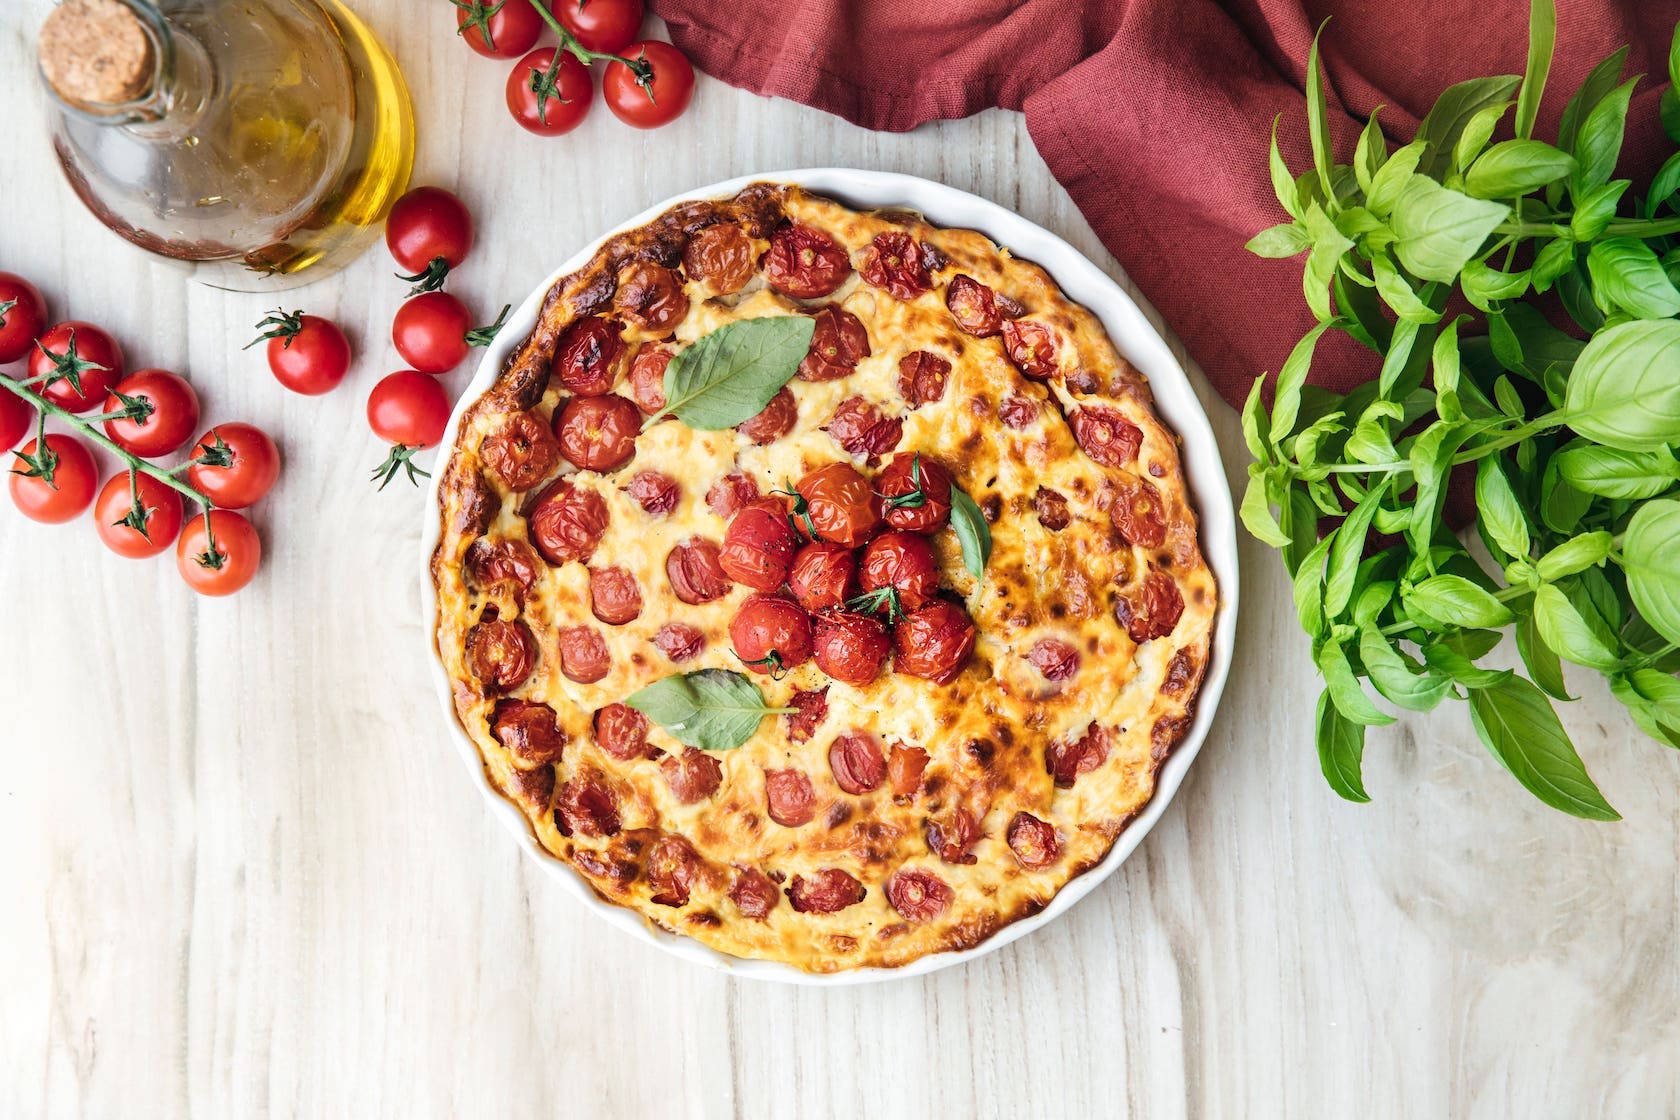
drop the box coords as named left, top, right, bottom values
left=1367, top=139, right=1426, bottom=216
left=1316, top=640, right=1395, bottom=726
left=1359, top=627, right=1452, bottom=711
left=947, top=484, right=992, bottom=580
left=1240, top=469, right=1291, bottom=548
left=1572, top=566, right=1625, bottom=634
left=1586, top=237, right=1680, bottom=319
left=1268, top=320, right=1330, bottom=442
left=1623, top=499, right=1680, bottom=646
left=1404, top=574, right=1516, bottom=629
left=1461, top=258, right=1532, bottom=311
left=1387, top=176, right=1511, bottom=283
left=1610, top=674, right=1680, bottom=749
left=1241, top=377, right=1272, bottom=460
left=1663, top=88, right=1680, bottom=149
left=1423, top=643, right=1511, bottom=688
left=661, top=315, right=816, bottom=430
left=1406, top=421, right=1466, bottom=557
left=1530, top=237, right=1576, bottom=292
left=1563, top=319, right=1680, bottom=451
left=1570, top=179, right=1630, bottom=240
left=1645, top=150, right=1680, bottom=217
left=1325, top=482, right=1386, bottom=617
left=1555, top=444, right=1680, bottom=500
left=1464, top=139, right=1574, bottom=198
left=1514, top=0, right=1557, bottom=140
left=1474, top=457, right=1531, bottom=559
left=1417, top=76, right=1523, bottom=178
left=1533, top=584, right=1622, bottom=670
left=1304, top=23, right=1336, bottom=201
left=1431, top=317, right=1464, bottom=421
left=1371, top=252, right=1441, bottom=323
left=1516, top=612, right=1573, bottom=701
left=1354, top=113, right=1387, bottom=196
left=1467, top=676, right=1620, bottom=820
left=1282, top=485, right=1320, bottom=573
left=1540, top=457, right=1593, bottom=533
left=1247, top=221, right=1311, bottom=258
left=1557, top=45, right=1628, bottom=152
left=1302, top=203, right=1353, bottom=320
left=1316, top=689, right=1371, bottom=801
left=625, top=669, right=790, bottom=751
left=1535, top=530, right=1612, bottom=582
left=1571, top=78, right=1636, bottom=195
left=1292, top=532, right=1334, bottom=638
left=1268, top=116, right=1302, bottom=220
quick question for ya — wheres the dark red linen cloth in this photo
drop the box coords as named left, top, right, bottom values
left=648, top=0, right=1677, bottom=403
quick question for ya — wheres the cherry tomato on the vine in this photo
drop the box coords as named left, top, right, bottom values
left=368, top=370, right=452, bottom=489
left=9, top=435, right=98, bottom=523
left=456, top=0, right=545, bottom=58
left=0, top=392, right=31, bottom=452
left=185, top=423, right=280, bottom=509
left=28, top=321, right=123, bottom=413
left=386, top=186, right=474, bottom=292
left=255, top=310, right=351, bottom=395
left=94, top=472, right=184, bottom=559
left=603, top=41, right=694, bottom=129
left=392, top=291, right=473, bottom=374
left=556, top=0, right=643, bottom=54
left=0, top=272, right=48, bottom=364
left=176, top=509, right=262, bottom=596
left=103, top=369, right=200, bottom=457
left=506, top=48, right=594, bottom=136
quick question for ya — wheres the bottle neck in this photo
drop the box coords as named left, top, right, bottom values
left=39, top=0, right=211, bottom=134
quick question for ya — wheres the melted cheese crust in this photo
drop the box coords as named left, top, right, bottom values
left=430, top=185, right=1217, bottom=972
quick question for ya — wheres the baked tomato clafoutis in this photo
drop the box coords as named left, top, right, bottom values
left=430, top=183, right=1217, bottom=972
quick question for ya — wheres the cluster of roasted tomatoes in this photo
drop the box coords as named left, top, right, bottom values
left=0, top=273, right=273, bottom=595
left=454, top=0, right=694, bottom=135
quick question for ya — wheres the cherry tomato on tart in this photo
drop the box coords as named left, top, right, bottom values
left=427, top=183, right=1216, bottom=973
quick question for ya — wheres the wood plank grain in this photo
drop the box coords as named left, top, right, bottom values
left=1, top=3, right=1676, bottom=1118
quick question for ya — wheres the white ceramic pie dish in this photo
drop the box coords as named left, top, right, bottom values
left=419, top=168, right=1240, bottom=985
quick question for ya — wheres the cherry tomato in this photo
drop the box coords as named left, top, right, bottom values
left=589, top=565, right=643, bottom=625
left=894, top=600, right=977, bottom=684
left=559, top=625, right=612, bottom=683
left=1114, top=569, right=1184, bottom=642
left=493, top=699, right=567, bottom=764
left=465, top=536, right=542, bottom=601
left=786, top=868, right=864, bottom=912
left=1111, top=476, right=1168, bottom=548
left=897, top=349, right=952, bottom=408
left=1028, top=638, right=1081, bottom=682
left=735, top=387, right=797, bottom=445
left=764, top=222, right=852, bottom=300
left=876, top=452, right=953, bottom=534
left=888, top=744, right=929, bottom=798
left=665, top=536, right=732, bottom=603
left=392, top=291, right=472, bottom=374
left=103, top=369, right=199, bottom=457
left=603, top=41, right=694, bottom=129
left=594, top=702, right=653, bottom=760
left=860, top=231, right=932, bottom=301
left=263, top=313, right=351, bottom=395
left=798, top=305, right=871, bottom=382
left=366, top=371, right=451, bottom=449
left=386, top=186, right=474, bottom=289
left=554, top=317, right=625, bottom=396
left=457, top=0, right=545, bottom=58
left=0, top=392, right=32, bottom=452
left=1071, top=404, right=1144, bottom=466
left=1007, top=811, right=1060, bottom=869
left=481, top=410, right=560, bottom=492
left=792, top=461, right=880, bottom=547
left=660, top=751, right=721, bottom=804
left=556, top=0, right=642, bottom=53
left=812, top=609, right=890, bottom=686
left=826, top=395, right=902, bottom=459
left=175, top=510, right=261, bottom=596
left=730, top=593, right=813, bottom=675
left=506, top=48, right=594, bottom=136
left=886, top=868, right=953, bottom=922
left=858, top=530, right=940, bottom=613
left=9, top=435, right=98, bottom=523
left=185, top=423, right=280, bottom=509
left=94, top=472, right=184, bottom=559
left=0, top=272, right=48, bottom=364
left=528, top=478, right=609, bottom=564
left=465, top=616, right=539, bottom=692
left=719, top=498, right=801, bottom=591
left=683, top=224, right=754, bottom=295
left=625, top=468, right=679, bottom=514
left=29, top=322, right=123, bottom=413
left=946, top=274, right=1020, bottom=337
left=1002, top=319, right=1057, bottom=380
left=555, top=393, right=640, bottom=472
left=787, top=541, right=856, bottom=613
left=706, top=472, right=759, bottom=519
left=627, top=343, right=672, bottom=414
left=828, top=732, right=886, bottom=794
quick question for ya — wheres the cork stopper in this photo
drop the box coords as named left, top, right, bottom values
left=38, top=0, right=155, bottom=106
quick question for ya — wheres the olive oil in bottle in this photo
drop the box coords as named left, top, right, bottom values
left=38, top=0, right=415, bottom=289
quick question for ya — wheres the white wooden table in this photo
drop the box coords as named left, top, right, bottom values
left=3, top=5, right=1677, bottom=1117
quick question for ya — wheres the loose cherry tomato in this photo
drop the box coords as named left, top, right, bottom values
left=94, top=471, right=184, bottom=559
left=392, top=291, right=472, bottom=374
left=0, top=392, right=32, bottom=452
left=554, top=317, right=625, bottom=396
left=457, top=0, right=545, bottom=58
left=555, top=393, right=640, bottom=472
left=730, top=593, right=813, bottom=675
left=812, top=609, right=890, bottom=686
left=858, top=530, right=940, bottom=614
left=506, top=48, right=594, bottom=136
left=176, top=510, right=262, bottom=596
left=185, top=423, right=280, bottom=510
left=103, top=369, right=199, bottom=457
left=719, top=498, right=801, bottom=591
left=787, top=541, right=856, bottom=613
left=257, top=310, right=351, bottom=395
left=764, top=222, right=851, bottom=299
left=894, top=600, right=977, bottom=684
left=386, top=186, right=474, bottom=291
left=876, top=452, right=953, bottom=534
left=0, top=273, right=48, bottom=363
left=603, top=41, right=694, bottom=129
left=792, top=461, right=880, bottom=548
left=366, top=371, right=450, bottom=449
left=556, top=0, right=643, bottom=53
left=29, top=322, right=123, bottom=413
left=9, top=435, right=98, bottom=523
